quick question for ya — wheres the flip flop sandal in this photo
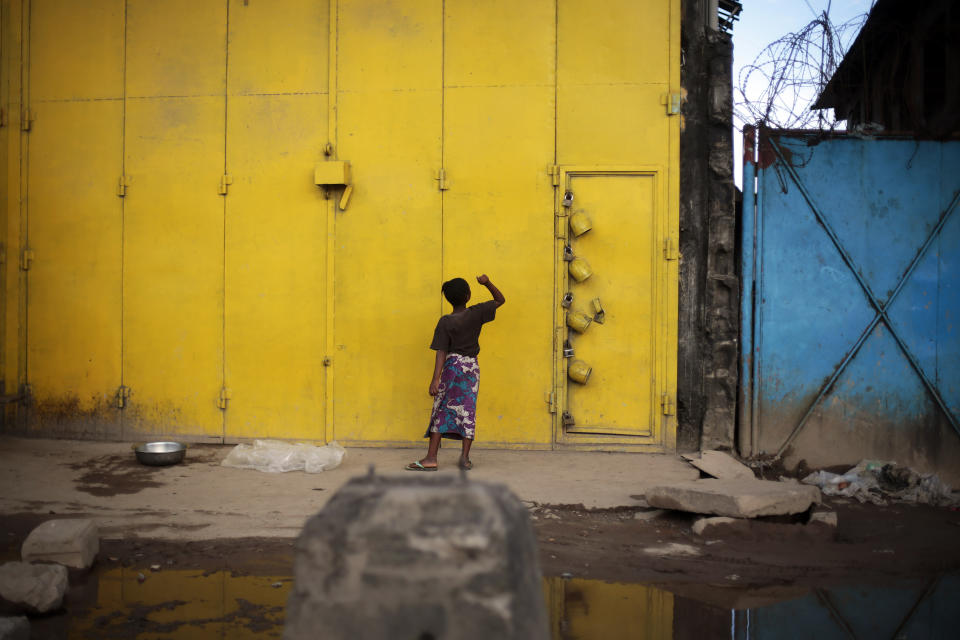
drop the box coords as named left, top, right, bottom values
left=405, top=461, right=438, bottom=472
left=458, top=459, right=473, bottom=471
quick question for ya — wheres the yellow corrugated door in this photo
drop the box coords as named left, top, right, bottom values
left=555, top=0, right=679, bottom=447
left=26, top=0, right=124, bottom=435
left=223, top=0, right=329, bottom=441
left=333, top=0, right=443, bottom=444
left=442, top=0, right=556, bottom=445
left=122, top=0, right=227, bottom=438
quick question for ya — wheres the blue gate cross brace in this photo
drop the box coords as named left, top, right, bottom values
left=768, top=139, right=960, bottom=457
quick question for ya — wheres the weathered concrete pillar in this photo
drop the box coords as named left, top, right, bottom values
left=284, top=473, right=548, bottom=640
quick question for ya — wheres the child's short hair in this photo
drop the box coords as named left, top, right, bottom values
left=442, top=278, right=471, bottom=306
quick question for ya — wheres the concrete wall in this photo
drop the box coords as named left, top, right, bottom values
left=678, top=0, right=738, bottom=451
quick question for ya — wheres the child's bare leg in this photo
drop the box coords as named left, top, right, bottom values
left=418, top=432, right=443, bottom=467
left=460, top=438, right=473, bottom=468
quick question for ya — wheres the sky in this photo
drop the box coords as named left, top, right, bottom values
left=731, top=0, right=875, bottom=187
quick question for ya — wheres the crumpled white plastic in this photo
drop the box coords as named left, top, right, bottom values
left=221, top=439, right=346, bottom=474
left=801, top=459, right=956, bottom=507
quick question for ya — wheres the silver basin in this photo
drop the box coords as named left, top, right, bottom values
left=134, top=441, right=186, bottom=466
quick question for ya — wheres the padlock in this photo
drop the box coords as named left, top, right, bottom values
left=569, top=211, right=592, bottom=237
left=563, top=244, right=575, bottom=262
left=566, top=310, right=592, bottom=333
left=562, top=190, right=574, bottom=208
left=560, top=292, right=574, bottom=308
left=568, top=359, right=592, bottom=384
left=568, top=257, right=593, bottom=282
left=563, top=339, right=575, bottom=358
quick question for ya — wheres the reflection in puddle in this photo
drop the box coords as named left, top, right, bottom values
left=68, top=568, right=290, bottom=639
left=61, top=569, right=959, bottom=639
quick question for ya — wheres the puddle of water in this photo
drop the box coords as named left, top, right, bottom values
left=44, top=568, right=960, bottom=639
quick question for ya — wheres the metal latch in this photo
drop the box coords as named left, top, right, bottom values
left=218, top=387, right=231, bottom=410
left=20, top=249, right=34, bottom=271
left=116, top=385, right=131, bottom=409
left=661, top=394, right=675, bottom=416
left=663, top=237, right=679, bottom=261
left=562, top=411, right=575, bottom=428
left=562, top=339, right=574, bottom=358
left=591, top=298, right=605, bottom=324
left=563, top=245, right=574, bottom=262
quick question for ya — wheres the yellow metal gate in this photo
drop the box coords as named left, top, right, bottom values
left=8, top=0, right=679, bottom=451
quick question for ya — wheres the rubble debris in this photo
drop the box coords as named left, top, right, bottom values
left=0, top=562, right=68, bottom=614
left=21, top=519, right=99, bottom=570
left=633, top=509, right=666, bottom=521
left=0, top=616, right=29, bottom=640
left=809, top=510, right=838, bottom=527
left=221, top=439, right=345, bottom=474
left=682, top=450, right=756, bottom=480
left=642, top=543, right=700, bottom=557
left=646, top=479, right=821, bottom=518
left=801, top=460, right=958, bottom=507
left=691, top=517, right=739, bottom=536
left=284, top=474, right=548, bottom=640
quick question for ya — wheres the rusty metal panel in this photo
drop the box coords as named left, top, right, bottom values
left=442, top=0, right=555, bottom=445
left=741, top=130, right=960, bottom=480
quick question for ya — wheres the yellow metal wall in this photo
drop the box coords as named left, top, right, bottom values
left=1, top=0, right=680, bottom=450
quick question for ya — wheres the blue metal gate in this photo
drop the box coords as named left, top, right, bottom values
left=739, top=128, right=960, bottom=480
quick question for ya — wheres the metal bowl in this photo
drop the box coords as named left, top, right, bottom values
left=134, top=441, right=186, bottom=466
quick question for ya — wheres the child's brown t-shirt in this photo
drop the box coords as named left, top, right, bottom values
left=430, top=300, right=498, bottom=357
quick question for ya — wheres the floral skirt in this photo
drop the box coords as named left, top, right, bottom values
left=426, top=353, right=479, bottom=441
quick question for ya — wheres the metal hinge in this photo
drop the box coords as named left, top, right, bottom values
left=664, top=92, right=682, bottom=115
left=21, top=109, right=33, bottom=131
left=663, top=237, right=679, bottom=261
left=218, top=174, right=233, bottom=195
left=435, top=169, right=449, bottom=191
left=19, top=249, right=34, bottom=271
left=545, top=391, right=556, bottom=414
left=548, top=165, right=560, bottom=186
left=218, top=387, right=231, bottom=410
left=661, top=393, right=675, bottom=416
left=117, top=175, right=129, bottom=197
left=116, top=385, right=131, bottom=409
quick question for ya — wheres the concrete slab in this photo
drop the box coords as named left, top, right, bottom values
left=0, top=436, right=699, bottom=541
left=21, top=519, right=99, bottom=569
left=0, top=562, right=67, bottom=614
left=645, top=479, right=821, bottom=518
left=682, top=450, right=755, bottom=480
left=285, top=474, right=548, bottom=640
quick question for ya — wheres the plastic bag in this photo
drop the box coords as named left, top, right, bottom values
left=221, top=439, right=346, bottom=474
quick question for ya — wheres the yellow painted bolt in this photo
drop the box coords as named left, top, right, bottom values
left=568, top=360, right=592, bottom=384
left=566, top=310, right=593, bottom=333
left=569, top=211, right=593, bottom=237
left=568, top=257, right=593, bottom=282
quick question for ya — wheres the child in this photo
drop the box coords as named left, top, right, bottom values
left=406, top=274, right=505, bottom=471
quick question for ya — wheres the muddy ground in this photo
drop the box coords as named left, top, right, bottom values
left=3, top=496, right=960, bottom=638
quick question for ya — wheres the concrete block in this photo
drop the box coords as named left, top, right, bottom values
left=284, top=474, right=548, bottom=640
left=0, top=562, right=68, bottom=614
left=646, top=479, right=821, bottom=518
left=0, top=617, right=29, bottom=640
left=22, top=519, right=98, bottom=569
left=691, top=516, right=740, bottom=536
left=683, top=450, right=755, bottom=480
